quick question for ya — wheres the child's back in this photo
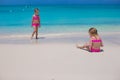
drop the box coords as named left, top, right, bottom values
left=90, top=35, right=103, bottom=52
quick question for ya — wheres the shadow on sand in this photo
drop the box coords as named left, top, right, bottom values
left=78, top=48, right=104, bottom=53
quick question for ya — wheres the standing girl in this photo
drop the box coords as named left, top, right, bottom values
left=31, top=8, right=40, bottom=39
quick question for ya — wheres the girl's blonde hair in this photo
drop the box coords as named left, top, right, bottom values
left=89, top=27, right=98, bottom=36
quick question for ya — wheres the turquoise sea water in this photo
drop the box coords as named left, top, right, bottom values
left=0, top=5, right=120, bottom=35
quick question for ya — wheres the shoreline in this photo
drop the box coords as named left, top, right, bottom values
left=0, top=32, right=120, bottom=46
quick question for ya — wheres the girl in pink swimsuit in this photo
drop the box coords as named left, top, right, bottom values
left=77, top=27, right=103, bottom=52
left=31, top=8, right=40, bottom=39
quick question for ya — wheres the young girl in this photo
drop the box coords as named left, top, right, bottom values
left=77, top=27, right=103, bottom=52
left=31, top=8, right=40, bottom=39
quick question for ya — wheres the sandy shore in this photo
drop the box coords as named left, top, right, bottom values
left=0, top=32, right=120, bottom=80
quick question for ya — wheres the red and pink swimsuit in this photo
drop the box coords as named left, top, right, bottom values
left=90, top=39, right=102, bottom=52
left=32, top=15, right=40, bottom=27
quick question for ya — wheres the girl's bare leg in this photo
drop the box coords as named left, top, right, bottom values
left=31, top=27, right=37, bottom=39
left=36, top=27, right=38, bottom=39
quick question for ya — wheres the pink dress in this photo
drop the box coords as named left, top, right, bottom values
left=32, top=15, right=40, bottom=27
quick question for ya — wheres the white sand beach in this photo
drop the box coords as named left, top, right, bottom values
left=0, top=32, right=120, bottom=80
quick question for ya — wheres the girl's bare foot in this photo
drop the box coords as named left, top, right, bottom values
left=76, top=44, right=84, bottom=49
left=77, top=46, right=84, bottom=49
left=78, top=46, right=84, bottom=49
left=31, top=36, right=33, bottom=39
left=36, top=36, right=39, bottom=39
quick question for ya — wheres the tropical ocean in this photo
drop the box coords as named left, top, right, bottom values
left=0, top=5, right=120, bottom=35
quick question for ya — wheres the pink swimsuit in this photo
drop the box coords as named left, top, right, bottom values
left=32, top=15, right=40, bottom=27
left=90, top=39, right=102, bottom=52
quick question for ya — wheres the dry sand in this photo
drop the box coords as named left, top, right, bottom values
left=0, top=32, right=120, bottom=80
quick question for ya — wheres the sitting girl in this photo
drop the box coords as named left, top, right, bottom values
left=77, top=27, right=103, bottom=52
